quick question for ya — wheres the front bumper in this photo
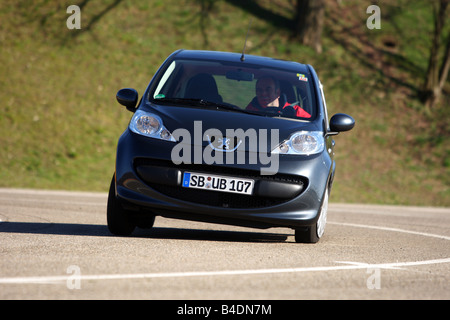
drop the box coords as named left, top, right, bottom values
left=114, top=130, right=333, bottom=229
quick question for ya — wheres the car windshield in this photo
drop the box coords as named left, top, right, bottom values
left=148, top=57, right=316, bottom=120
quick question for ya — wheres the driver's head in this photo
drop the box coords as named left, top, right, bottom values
left=255, top=76, right=280, bottom=108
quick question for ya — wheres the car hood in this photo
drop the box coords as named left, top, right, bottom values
left=143, top=103, right=320, bottom=150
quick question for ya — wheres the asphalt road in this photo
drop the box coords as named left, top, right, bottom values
left=0, top=188, right=449, bottom=300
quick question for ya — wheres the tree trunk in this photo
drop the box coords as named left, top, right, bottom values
left=438, top=35, right=450, bottom=91
left=295, top=0, right=325, bottom=54
left=422, top=0, right=449, bottom=109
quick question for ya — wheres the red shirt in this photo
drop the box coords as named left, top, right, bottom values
left=246, top=99, right=311, bottom=118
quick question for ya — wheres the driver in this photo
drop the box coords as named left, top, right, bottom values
left=245, top=76, right=311, bottom=118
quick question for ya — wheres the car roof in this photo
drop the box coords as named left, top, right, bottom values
left=172, top=49, right=311, bottom=73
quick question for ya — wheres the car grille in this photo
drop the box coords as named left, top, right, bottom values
left=134, top=158, right=306, bottom=209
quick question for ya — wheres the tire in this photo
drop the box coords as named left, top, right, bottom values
left=295, top=188, right=329, bottom=243
left=107, top=175, right=136, bottom=236
left=136, top=215, right=155, bottom=229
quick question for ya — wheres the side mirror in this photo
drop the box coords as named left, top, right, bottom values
left=116, top=88, right=138, bottom=112
left=329, top=113, right=355, bottom=133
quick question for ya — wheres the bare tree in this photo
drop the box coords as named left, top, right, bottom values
left=197, top=0, right=215, bottom=47
left=295, top=0, right=325, bottom=53
left=422, top=0, right=450, bottom=109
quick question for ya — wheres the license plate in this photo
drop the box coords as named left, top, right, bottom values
left=182, top=172, right=254, bottom=195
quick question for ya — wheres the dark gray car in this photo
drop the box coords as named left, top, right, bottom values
left=108, top=50, right=355, bottom=243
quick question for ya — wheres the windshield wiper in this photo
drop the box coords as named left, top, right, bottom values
left=153, top=98, right=205, bottom=106
left=154, top=98, right=259, bottom=115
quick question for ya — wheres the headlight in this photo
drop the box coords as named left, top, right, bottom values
left=272, top=131, right=324, bottom=155
left=129, top=110, right=176, bottom=142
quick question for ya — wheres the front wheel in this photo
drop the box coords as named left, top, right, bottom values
left=107, top=175, right=136, bottom=236
left=295, top=188, right=329, bottom=243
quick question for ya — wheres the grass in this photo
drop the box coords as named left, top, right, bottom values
left=0, top=0, right=448, bottom=206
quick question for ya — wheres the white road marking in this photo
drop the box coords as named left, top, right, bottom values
left=328, top=221, right=450, bottom=241
left=0, top=188, right=106, bottom=198
left=330, top=203, right=450, bottom=215
left=335, top=261, right=407, bottom=270
left=0, top=197, right=105, bottom=207
left=0, top=258, right=449, bottom=285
